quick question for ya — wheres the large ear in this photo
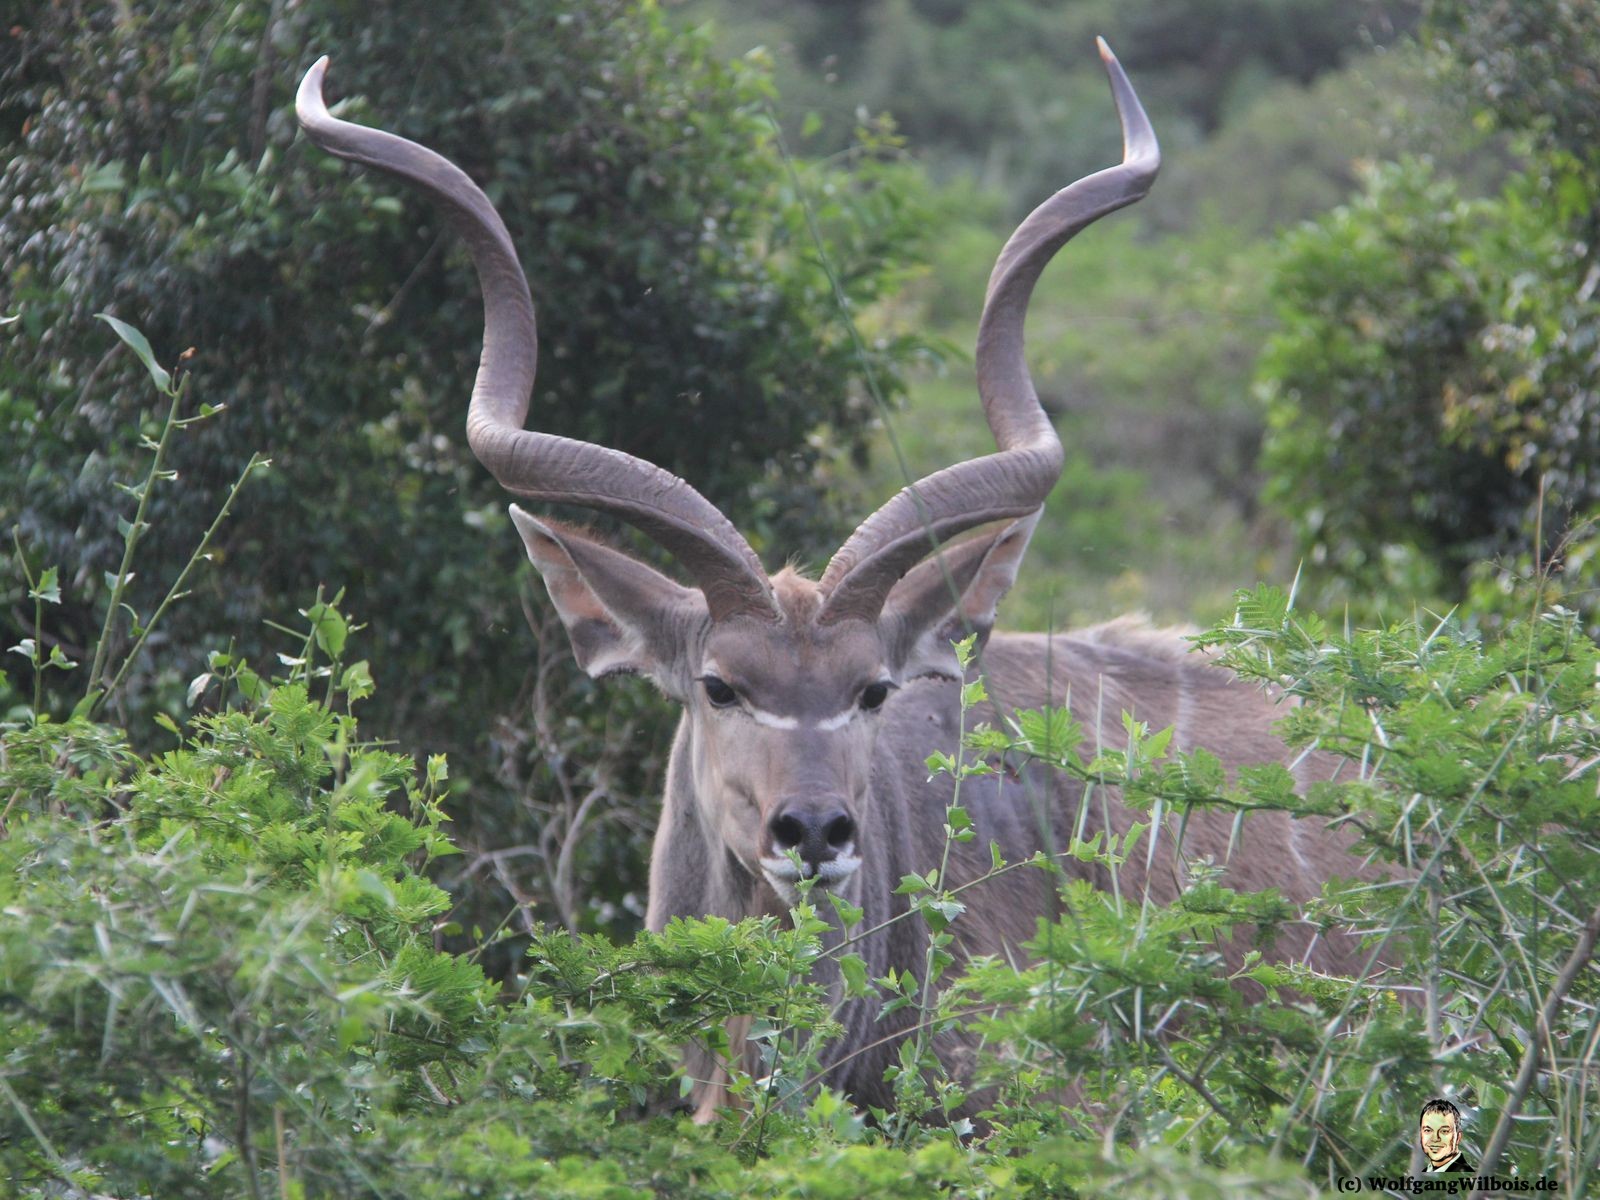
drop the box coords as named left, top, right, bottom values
left=880, top=510, right=1042, bottom=680
left=510, top=505, right=707, bottom=697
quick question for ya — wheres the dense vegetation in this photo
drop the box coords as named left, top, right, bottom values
left=3, top=0, right=1598, bottom=1194
left=6, top=518, right=1597, bottom=1193
left=1260, top=0, right=1600, bottom=610
left=684, top=0, right=1598, bottom=629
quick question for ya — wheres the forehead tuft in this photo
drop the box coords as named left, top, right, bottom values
left=701, top=569, right=883, bottom=713
left=769, top=567, right=824, bottom=624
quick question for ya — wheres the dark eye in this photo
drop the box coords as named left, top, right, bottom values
left=859, top=682, right=890, bottom=712
left=702, top=676, right=739, bottom=709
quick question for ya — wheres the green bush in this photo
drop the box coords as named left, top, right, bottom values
left=1251, top=1, right=1600, bottom=618
left=5, top=567, right=1596, bottom=1194
left=1185, top=590, right=1600, bottom=1183
left=1428, top=0, right=1600, bottom=180
left=1257, top=158, right=1600, bottom=609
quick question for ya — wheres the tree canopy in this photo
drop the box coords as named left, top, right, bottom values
left=1256, top=0, right=1600, bottom=608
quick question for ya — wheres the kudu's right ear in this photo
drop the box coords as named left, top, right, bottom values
left=510, top=506, right=707, bottom=697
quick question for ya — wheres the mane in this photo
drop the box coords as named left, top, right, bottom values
left=1070, top=614, right=1199, bottom=663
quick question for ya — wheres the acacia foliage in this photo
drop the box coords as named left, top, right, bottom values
left=4, top=415, right=1597, bottom=1188
left=3, top=586, right=1597, bottom=1195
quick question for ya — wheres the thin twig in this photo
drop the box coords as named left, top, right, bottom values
left=0, top=1073, right=76, bottom=1189
left=274, top=1105, right=290, bottom=1200
left=236, top=1053, right=265, bottom=1200
left=94, top=452, right=267, bottom=715
left=87, top=376, right=188, bottom=700
left=1472, top=900, right=1600, bottom=1191
left=553, top=786, right=607, bottom=932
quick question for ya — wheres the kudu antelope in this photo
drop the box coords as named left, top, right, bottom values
left=297, top=41, right=1374, bottom=1119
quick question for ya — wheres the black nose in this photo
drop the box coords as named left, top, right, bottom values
left=769, top=802, right=856, bottom=871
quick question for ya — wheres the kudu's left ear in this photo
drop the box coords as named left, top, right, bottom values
left=510, top=506, right=707, bottom=697
left=880, top=510, right=1042, bottom=680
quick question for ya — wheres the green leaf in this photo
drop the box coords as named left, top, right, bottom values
left=951, top=634, right=978, bottom=669
left=922, top=899, right=965, bottom=933
left=425, top=754, right=449, bottom=788
left=304, top=601, right=348, bottom=660
left=355, top=870, right=394, bottom=906
left=337, top=1015, right=370, bottom=1052
left=81, top=161, right=125, bottom=194
left=1142, top=723, right=1174, bottom=760
left=1068, top=833, right=1104, bottom=862
left=96, top=313, right=172, bottom=394
left=30, top=567, right=61, bottom=605
left=827, top=891, right=864, bottom=928
left=839, top=952, right=870, bottom=998
left=186, top=673, right=213, bottom=707
left=1009, top=706, right=1082, bottom=762
left=236, top=667, right=266, bottom=702
left=341, top=660, right=375, bottom=701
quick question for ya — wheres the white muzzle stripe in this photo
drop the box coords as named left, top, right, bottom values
left=760, top=848, right=860, bottom=905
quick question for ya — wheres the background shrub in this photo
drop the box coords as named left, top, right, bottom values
left=1, top=0, right=930, bottom=943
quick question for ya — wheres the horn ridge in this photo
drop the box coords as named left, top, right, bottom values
left=296, top=58, right=779, bottom=622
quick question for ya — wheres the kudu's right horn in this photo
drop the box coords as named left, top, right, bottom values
left=295, top=58, right=779, bottom=623
left=817, top=38, right=1159, bottom=624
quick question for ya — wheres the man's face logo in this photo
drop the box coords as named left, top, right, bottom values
left=1419, top=1110, right=1460, bottom=1168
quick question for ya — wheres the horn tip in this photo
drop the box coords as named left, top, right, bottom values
left=1094, top=37, right=1159, bottom=173
left=296, top=56, right=332, bottom=124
